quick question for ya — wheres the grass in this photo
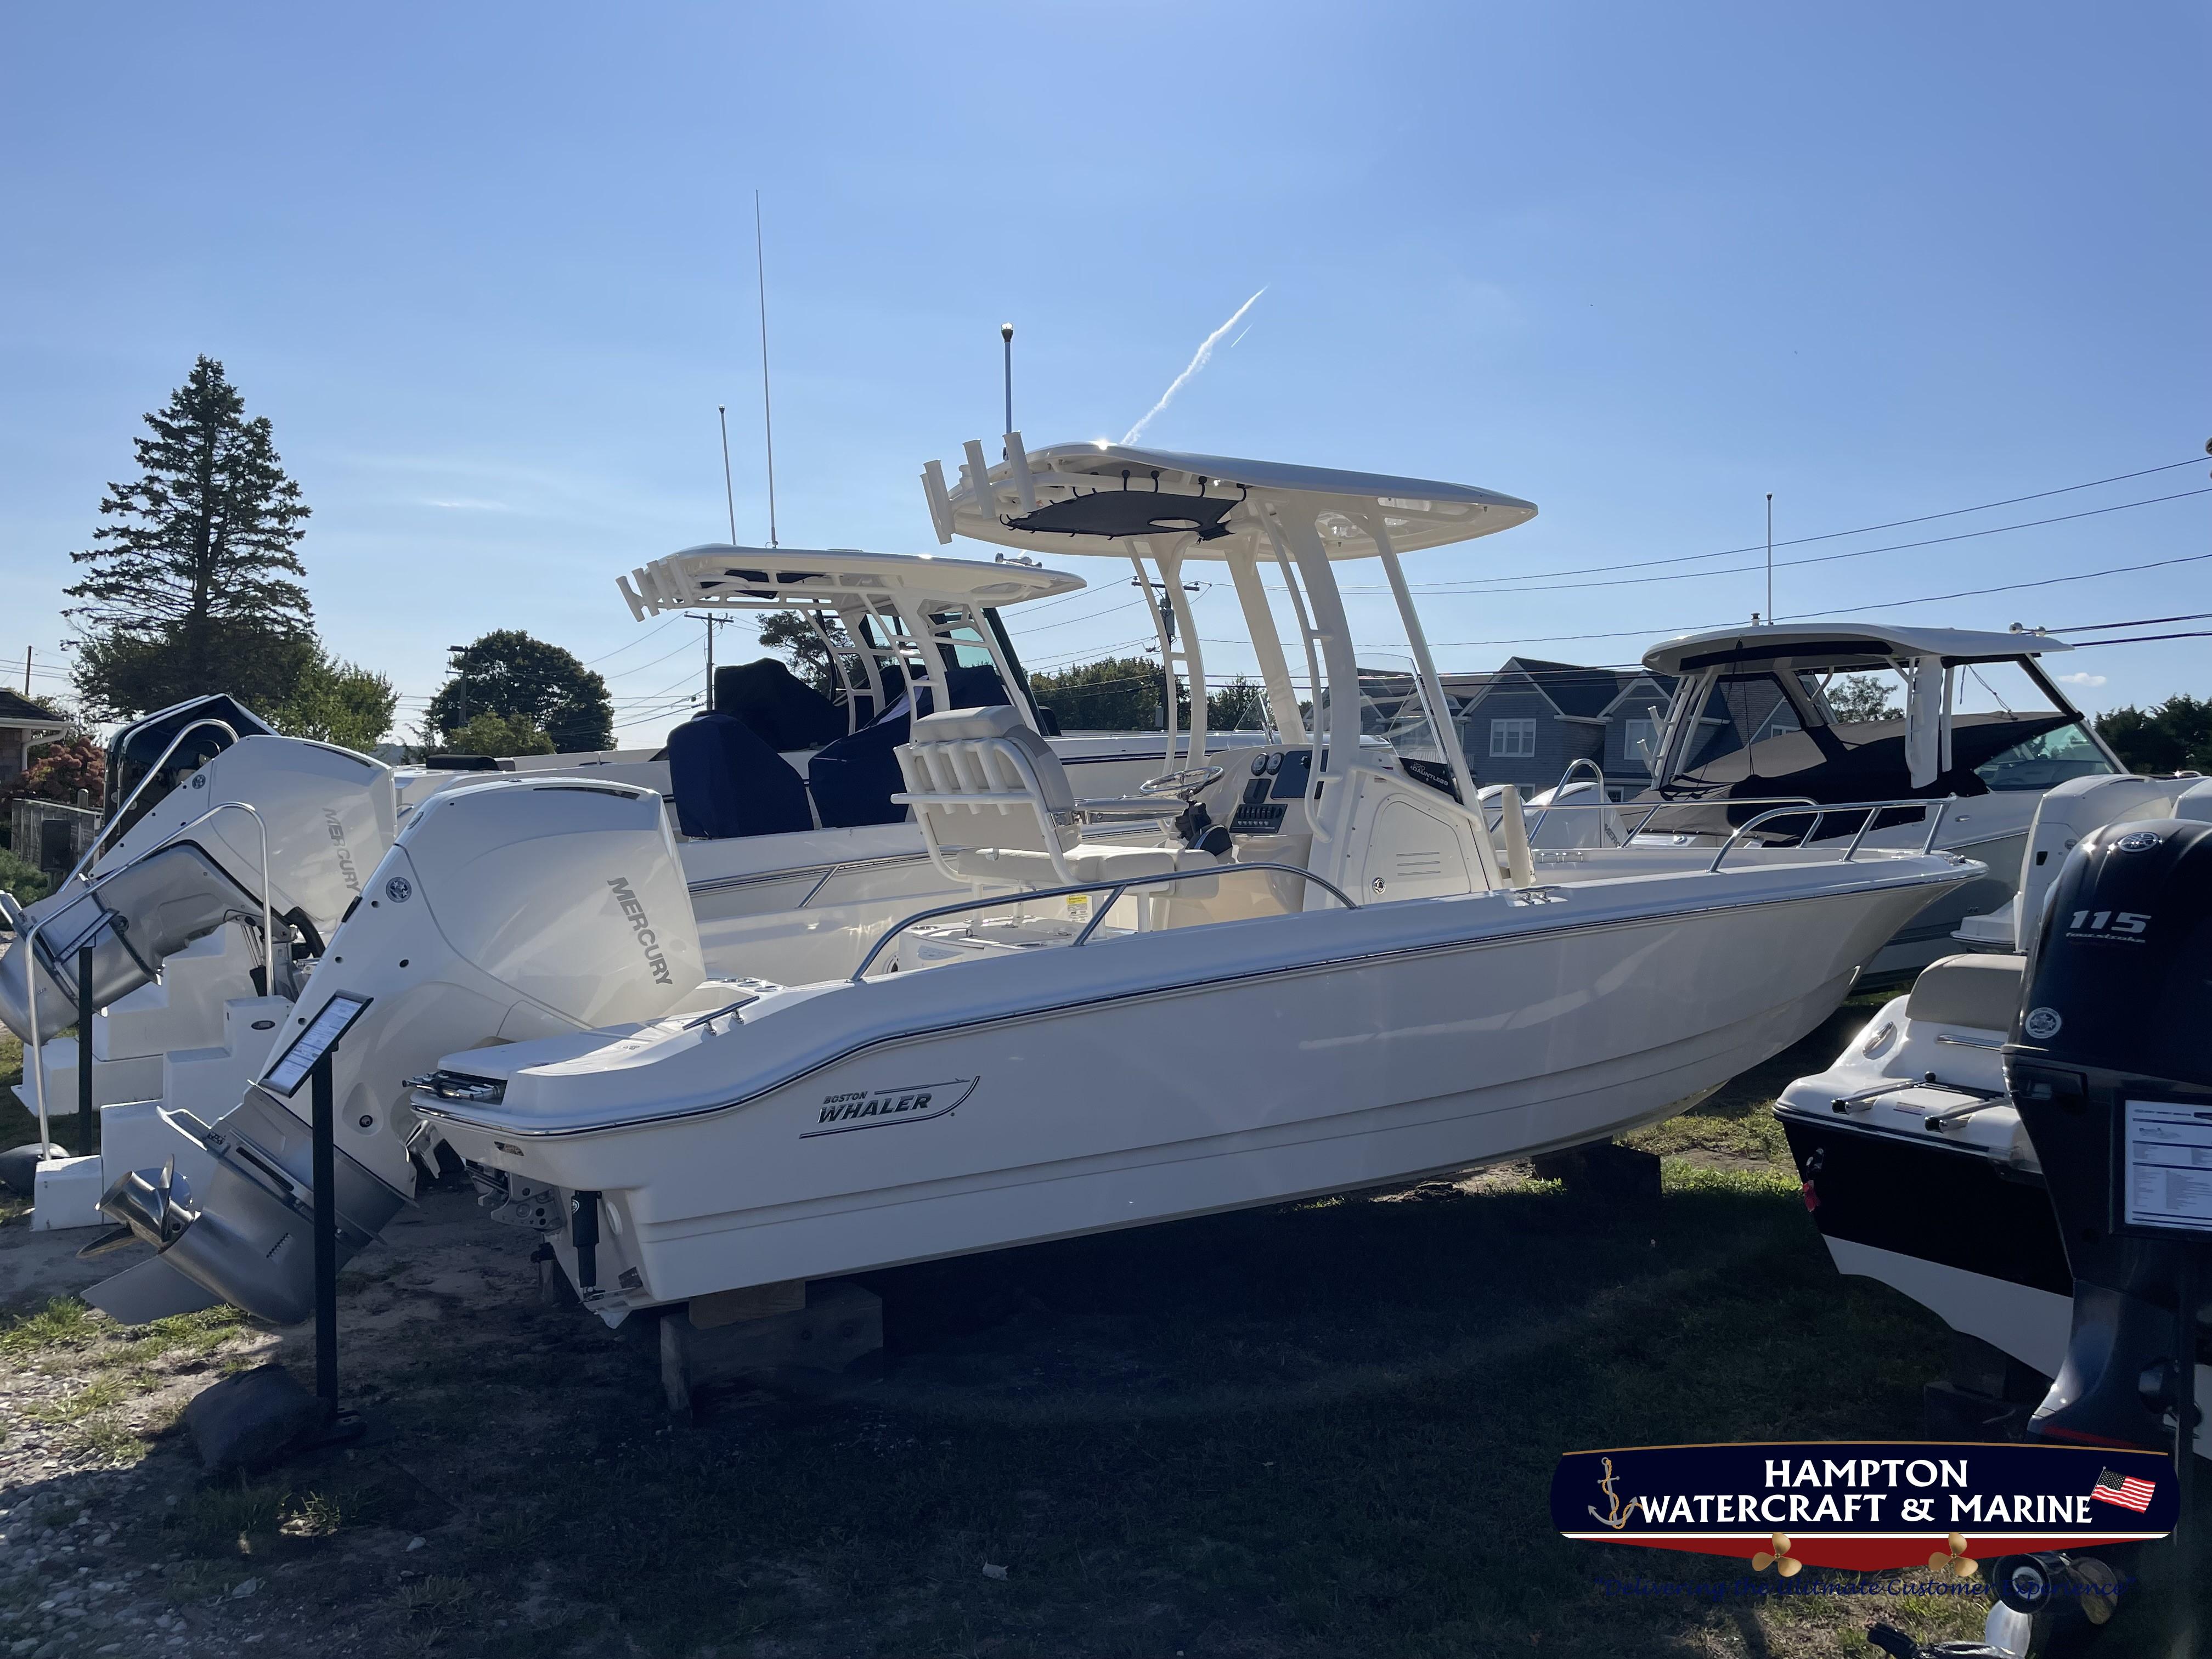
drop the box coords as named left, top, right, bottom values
left=296, top=1000, right=1998, bottom=1659
left=13, top=985, right=2197, bottom=1655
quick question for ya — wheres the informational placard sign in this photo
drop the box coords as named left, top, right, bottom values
left=2122, top=1101, right=2212, bottom=1236
left=261, top=994, right=373, bottom=1096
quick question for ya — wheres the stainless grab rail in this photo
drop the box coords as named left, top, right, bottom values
left=1708, top=797, right=1953, bottom=874
left=849, top=860, right=1358, bottom=984
left=24, top=800, right=276, bottom=1156
left=1526, top=758, right=1610, bottom=840
left=64, top=718, right=241, bottom=888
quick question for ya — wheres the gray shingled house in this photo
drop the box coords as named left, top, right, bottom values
left=1438, top=657, right=1791, bottom=798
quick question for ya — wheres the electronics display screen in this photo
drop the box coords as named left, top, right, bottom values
left=261, top=994, right=373, bottom=1096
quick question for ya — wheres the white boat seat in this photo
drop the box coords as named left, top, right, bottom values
left=1906, top=952, right=2024, bottom=1033
left=896, top=704, right=1208, bottom=891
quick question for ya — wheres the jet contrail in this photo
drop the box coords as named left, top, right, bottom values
left=1122, top=287, right=1266, bottom=444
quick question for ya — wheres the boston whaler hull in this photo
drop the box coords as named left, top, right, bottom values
left=418, top=850, right=1972, bottom=1321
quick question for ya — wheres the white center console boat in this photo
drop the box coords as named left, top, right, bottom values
left=71, top=439, right=1979, bottom=1330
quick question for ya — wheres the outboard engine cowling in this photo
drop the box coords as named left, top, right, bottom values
left=0, top=733, right=396, bottom=1041
left=88, top=775, right=702, bottom=1325
left=2006, top=817, right=2212, bottom=1454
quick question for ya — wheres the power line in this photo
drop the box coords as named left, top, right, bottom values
left=1330, top=453, right=2212, bottom=594
left=1318, top=485, right=2212, bottom=600
left=1414, top=544, right=2212, bottom=650
left=578, top=616, right=685, bottom=665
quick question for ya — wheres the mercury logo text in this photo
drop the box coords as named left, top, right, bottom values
left=608, top=876, right=674, bottom=985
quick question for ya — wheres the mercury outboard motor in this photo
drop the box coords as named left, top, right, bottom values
left=0, top=734, right=394, bottom=1040
left=84, top=775, right=703, bottom=1326
left=2006, top=817, right=2211, bottom=1455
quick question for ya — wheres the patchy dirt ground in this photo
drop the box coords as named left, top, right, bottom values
left=1, top=1003, right=2203, bottom=1659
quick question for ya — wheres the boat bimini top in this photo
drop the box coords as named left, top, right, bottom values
left=923, top=435, right=1538, bottom=885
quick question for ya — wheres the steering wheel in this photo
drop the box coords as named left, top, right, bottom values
left=1137, top=765, right=1225, bottom=801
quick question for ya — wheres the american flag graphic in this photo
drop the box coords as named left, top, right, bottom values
left=2091, top=1469, right=2155, bottom=1513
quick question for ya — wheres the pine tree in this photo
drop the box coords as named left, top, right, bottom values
left=66, top=356, right=315, bottom=718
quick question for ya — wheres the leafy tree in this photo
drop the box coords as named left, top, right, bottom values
left=425, top=630, right=613, bottom=753
left=268, top=649, right=399, bottom=753
left=66, top=356, right=316, bottom=718
left=756, top=611, right=836, bottom=697
left=1824, top=673, right=1904, bottom=724
left=1206, top=676, right=1268, bottom=731
left=0, top=736, right=105, bottom=807
left=1030, top=655, right=1183, bottom=731
left=439, top=712, right=556, bottom=758
left=2096, top=696, right=2212, bottom=774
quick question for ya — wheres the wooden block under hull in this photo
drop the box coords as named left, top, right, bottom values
left=657, top=1280, right=882, bottom=1414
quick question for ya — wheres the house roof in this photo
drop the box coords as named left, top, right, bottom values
left=0, top=688, right=69, bottom=729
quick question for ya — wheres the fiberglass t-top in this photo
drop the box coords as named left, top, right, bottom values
left=925, top=436, right=1541, bottom=893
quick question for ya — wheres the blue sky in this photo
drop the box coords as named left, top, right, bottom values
left=3, top=4, right=2205, bottom=743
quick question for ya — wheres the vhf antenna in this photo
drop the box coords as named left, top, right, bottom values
left=716, top=404, right=737, bottom=544
left=755, top=189, right=778, bottom=549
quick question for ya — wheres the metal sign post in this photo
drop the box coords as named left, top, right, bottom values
left=311, top=1049, right=340, bottom=1415
left=257, top=992, right=374, bottom=1449
left=75, top=945, right=94, bottom=1155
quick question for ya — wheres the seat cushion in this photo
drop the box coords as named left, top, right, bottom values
left=1066, top=845, right=1183, bottom=883
left=665, top=713, right=814, bottom=839
left=1907, top=953, right=2026, bottom=1032
left=713, top=659, right=847, bottom=751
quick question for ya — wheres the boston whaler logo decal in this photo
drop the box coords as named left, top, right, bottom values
left=803, top=1077, right=980, bottom=1138
left=607, top=876, right=674, bottom=986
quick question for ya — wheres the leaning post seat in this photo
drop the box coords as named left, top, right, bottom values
left=894, top=704, right=1207, bottom=893
left=806, top=665, right=1012, bottom=829
left=665, top=712, right=814, bottom=840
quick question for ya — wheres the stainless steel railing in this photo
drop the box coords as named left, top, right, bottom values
left=849, top=861, right=1358, bottom=983
left=1707, top=797, right=1953, bottom=873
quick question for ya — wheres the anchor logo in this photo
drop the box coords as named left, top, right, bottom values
left=1586, top=1457, right=1649, bottom=1531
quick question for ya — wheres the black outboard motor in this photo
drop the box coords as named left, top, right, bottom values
left=2005, top=817, right=2211, bottom=1455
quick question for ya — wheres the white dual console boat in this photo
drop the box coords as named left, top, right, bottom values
left=1618, top=623, right=2126, bottom=981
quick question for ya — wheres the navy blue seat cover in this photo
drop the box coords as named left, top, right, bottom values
left=666, top=712, right=814, bottom=839
left=713, top=659, right=847, bottom=752
left=808, top=667, right=1011, bottom=829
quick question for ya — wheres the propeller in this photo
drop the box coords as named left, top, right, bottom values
left=84, top=1155, right=196, bottom=1259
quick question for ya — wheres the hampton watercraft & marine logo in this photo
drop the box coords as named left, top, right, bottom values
left=803, top=1078, right=980, bottom=1139
left=1552, top=1441, right=2174, bottom=1572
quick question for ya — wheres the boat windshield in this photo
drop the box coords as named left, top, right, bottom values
left=1666, top=654, right=2116, bottom=798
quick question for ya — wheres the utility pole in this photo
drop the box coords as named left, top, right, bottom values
left=686, top=613, right=737, bottom=712
left=1131, top=574, right=1202, bottom=731
left=21, top=647, right=29, bottom=696
left=446, top=646, right=469, bottom=731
